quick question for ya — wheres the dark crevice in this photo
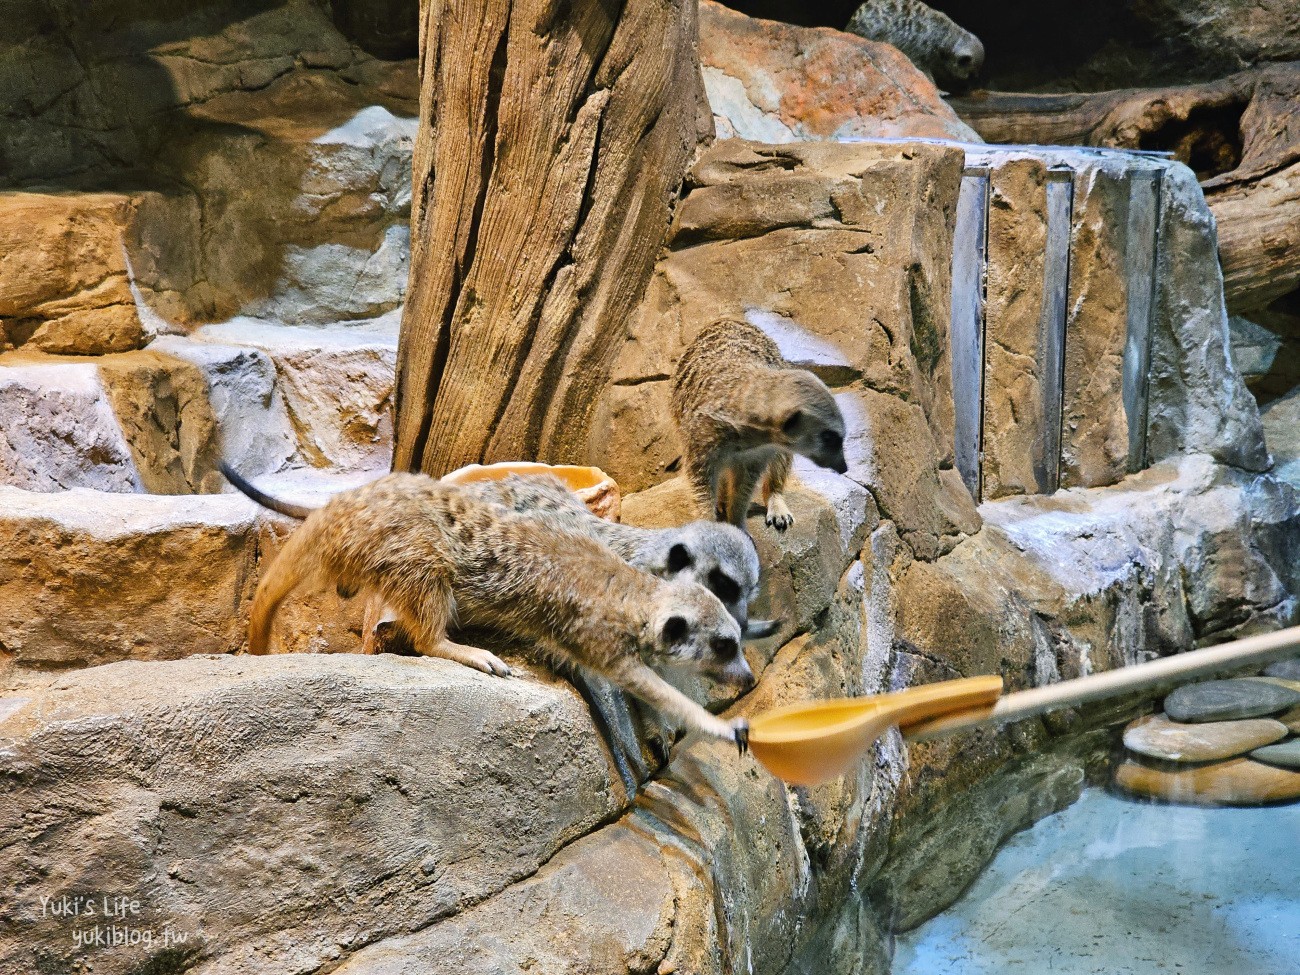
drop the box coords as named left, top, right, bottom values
left=1136, top=101, right=1248, bottom=180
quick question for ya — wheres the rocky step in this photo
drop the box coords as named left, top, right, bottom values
left=1251, top=738, right=1300, bottom=769
left=0, top=469, right=381, bottom=675
left=1114, top=756, right=1300, bottom=806
left=1122, top=712, right=1288, bottom=763
left=1163, top=677, right=1300, bottom=722
left=0, top=315, right=397, bottom=495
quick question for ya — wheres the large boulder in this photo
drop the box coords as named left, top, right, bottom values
left=698, top=1, right=979, bottom=144
left=0, top=655, right=624, bottom=974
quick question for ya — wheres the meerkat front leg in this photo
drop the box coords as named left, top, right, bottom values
left=401, top=590, right=512, bottom=677
left=606, top=658, right=749, bottom=753
left=761, top=449, right=794, bottom=532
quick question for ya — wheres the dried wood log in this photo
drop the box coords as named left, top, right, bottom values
left=392, top=0, right=711, bottom=477
left=951, top=64, right=1300, bottom=313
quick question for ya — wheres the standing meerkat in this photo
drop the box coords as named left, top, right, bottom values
left=222, top=466, right=779, bottom=639
left=671, top=318, right=848, bottom=533
left=244, top=473, right=752, bottom=748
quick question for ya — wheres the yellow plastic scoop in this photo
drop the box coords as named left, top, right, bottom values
left=747, top=625, right=1300, bottom=787
left=747, top=676, right=1004, bottom=786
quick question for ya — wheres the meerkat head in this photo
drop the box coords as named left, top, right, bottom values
left=649, top=581, right=753, bottom=689
left=940, top=30, right=984, bottom=90
left=643, top=524, right=779, bottom=640
left=773, top=371, right=849, bottom=475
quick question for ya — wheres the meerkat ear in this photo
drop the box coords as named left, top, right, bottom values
left=660, top=615, right=690, bottom=646
left=666, top=543, right=693, bottom=573
left=782, top=410, right=804, bottom=435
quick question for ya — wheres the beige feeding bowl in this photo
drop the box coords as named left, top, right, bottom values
left=440, top=462, right=621, bottom=521
left=748, top=675, right=1005, bottom=787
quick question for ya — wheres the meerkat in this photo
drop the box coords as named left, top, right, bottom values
left=461, top=474, right=779, bottom=639
left=242, top=472, right=752, bottom=748
left=671, top=318, right=848, bottom=534
left=222, top=465, right=780, bottom=640
left=845, top=0, right=984, bottom=92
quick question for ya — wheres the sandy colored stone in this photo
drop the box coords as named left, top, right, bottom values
left=980, top=158, right=1050, bottom=499
left=1165, top=678, right=1300, bottom=722
left=698, top=0, right=978, bottom=144
left=1115, top=756, right=1300, bottom=806
left=0, top=488, right=257, bottom=668
left=597, top=138, right=964, bottom=491
left=193, top=316, right=398, bottom=473
left=0, top=192, right=142, bottom=353
left=98, top=350, right=223, bottom=495
left=1123, top=712, right=1287, bottom=762
left=151, top=336, right=297, bottom=478
left=840, top=388, right=980, bottom=561
left=1058, top=166, right=1130, bottom=489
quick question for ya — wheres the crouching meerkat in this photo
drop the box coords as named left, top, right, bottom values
left=242, top=472, right=753, bottom=748
left=671, top=318, right=848, bottom=533
left=222, top=466, right=780, bottom=640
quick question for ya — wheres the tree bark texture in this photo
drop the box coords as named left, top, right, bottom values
left=951, top=64, right=1300, bottom=314
left=393, top=0, right=712, bottom=477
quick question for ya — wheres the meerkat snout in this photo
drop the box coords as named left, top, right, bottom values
left=778, top=374, right=848, bottom=474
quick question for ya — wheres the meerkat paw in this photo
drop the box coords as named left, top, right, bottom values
left=765, top=496, right=794, bottom=532
left=431, top=640, right=513, bottom=677
left=730, top=717, right=750, bottom=756
left=700, top=714, right=750, bottom=754
left=463, top=647, right=512, bottom=677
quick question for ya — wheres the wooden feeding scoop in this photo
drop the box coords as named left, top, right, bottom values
left=748, top=625, right=1300, bottom=787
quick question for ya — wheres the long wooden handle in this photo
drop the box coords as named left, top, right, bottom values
left=905, top=624, right=1300, bottom=742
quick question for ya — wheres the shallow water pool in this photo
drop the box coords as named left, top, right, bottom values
left=893, top=787, right=1300, bottom=974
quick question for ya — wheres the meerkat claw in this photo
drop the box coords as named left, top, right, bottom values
left=732, top=717, right=750, bottom=755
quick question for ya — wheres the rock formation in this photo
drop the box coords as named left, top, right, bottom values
left=1, top=3, right=1298, bottom=974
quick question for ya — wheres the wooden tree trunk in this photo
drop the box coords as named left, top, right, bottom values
left=950, top=63, right=1300, bottom=314
left=392, top=0, right=712, bottom=477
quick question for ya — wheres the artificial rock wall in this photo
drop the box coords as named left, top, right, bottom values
left=2, top=5, right=1299, bottom=975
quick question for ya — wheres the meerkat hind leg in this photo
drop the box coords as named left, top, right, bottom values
left=726, top=457, right=768, bottom=530
left=401, top=592, right=512, bottom=677
left=761, top=451, right=795, bottom=532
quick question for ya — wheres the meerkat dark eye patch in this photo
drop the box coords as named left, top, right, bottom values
left=707, top=569, right=742, bottom=606
left=661, top=615, right=690, bottom=645
left=782, top=410, right=804, bottom=435
left=666, top=543, right=693, bottom=573
left=711, top=636, right=739, bottom=661
left=821, top=429, right=843, bottom=452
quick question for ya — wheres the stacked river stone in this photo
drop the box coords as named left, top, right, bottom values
left=1114, top=659, right=1300, bottom=806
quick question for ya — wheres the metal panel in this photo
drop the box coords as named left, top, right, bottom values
left=1039, top=168, right=1074, bottom=494
left=1123, top=170, right=1162, bottom=473
left=951, top=168, right=990, bottom=501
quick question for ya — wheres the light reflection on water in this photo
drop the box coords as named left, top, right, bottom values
left=892, top=787, right=1300, bottom=975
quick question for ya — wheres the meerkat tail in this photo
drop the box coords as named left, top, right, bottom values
left=220, top=462, right=315, bottom=520
left=248, top=524, right=318, bottom=653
